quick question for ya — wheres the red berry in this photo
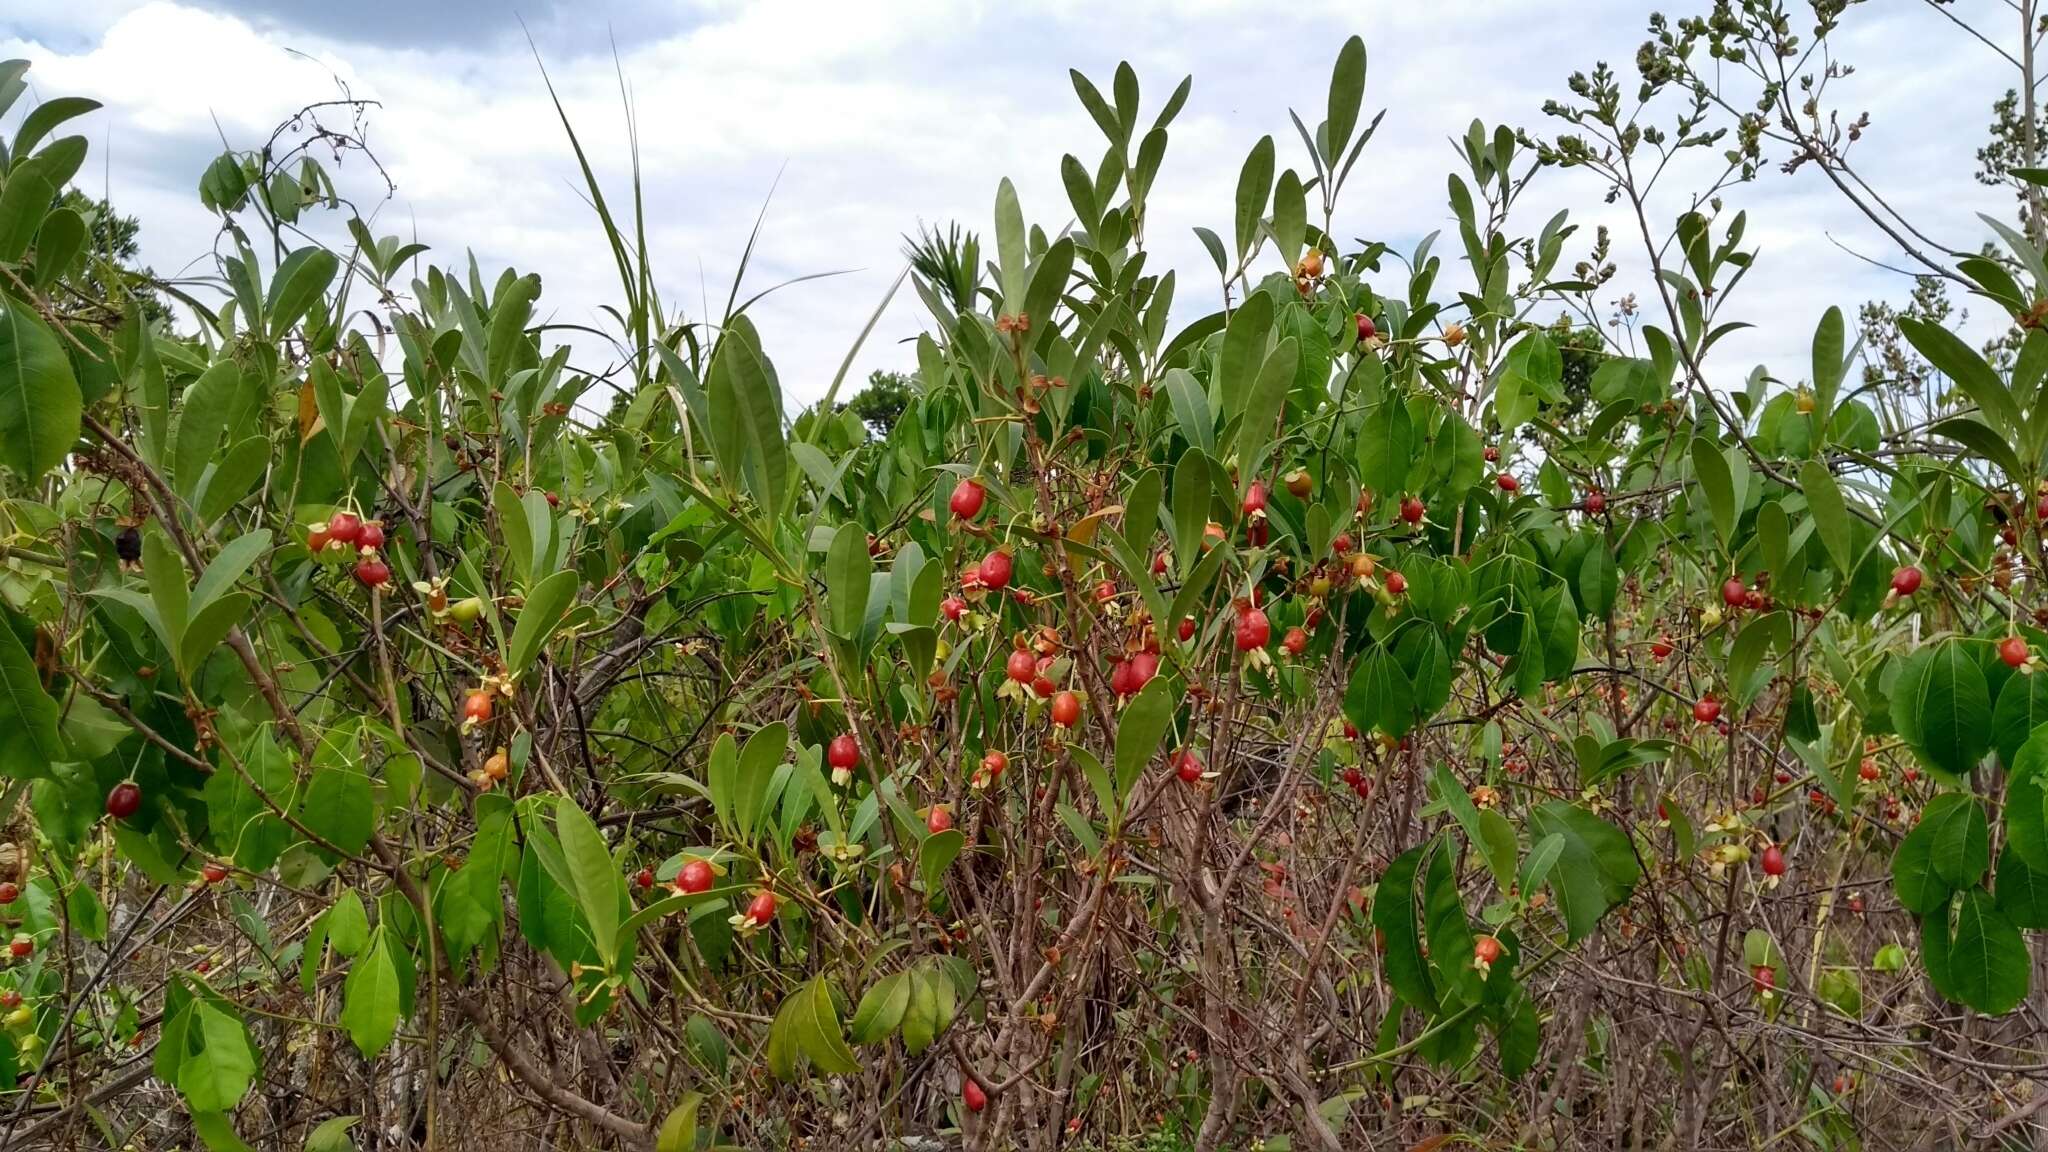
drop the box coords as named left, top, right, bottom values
left=2002, top=635, right=2030, bottom=668
left=636, top=868, right=655, bottom=890
left=927, top=805, right=953, bottom=834
left=0, top=884, right=17, bottom=905
left=1282, top=627, right=1308, bottom=656
left=1752, top=965, right=1775, bottom=991
left=7, top=939, right=28, bottom=959
left=1050, top=691, right=1081, bottom=728
left=1129, top=650, right=1159, bottom=690
left=978, top=550, right=1013, bottom=591
left=1384, top=571, right=1407, bottom=595
left=1031, top=674, right=1056, bottom=698
left=0, top=991, right=18, bottom=1009
left=356, top=520, right=386, bottom=551
left=2037, top=492, right=2048, bottom=521
left=1483, top=445, right=1499, bottom=463
left=1109, top=660, right=1137, bottom=698
left=1722, top=578, right=1747, bottom=608
left=307, top=525, right=332, bottom=553
left=828, top=733, right=860, bottom=770
left=1473, top=935, right=1503, bottom=964
left=949, top=477, right=987, bottom=521
left=1399, top=497, right=1425, bottom=526
left=1330, top=533, right=1353, bottom=555
left=201, top=863, right=228, bottom=885
left=326, top=512, right=363, bottom=545
left=1651, top=637, right=1674, bottom=660
left=1152, top=551, right=1169, bottom=576
left=744, top=890, right=778, bottom=926
left=1760, top=843, right=1786, bottom=877
left=1235, top=608, right=1271, bottom=652
left=462, top=690, right=494, bottom=725
left=963, top=1078, right=988, bottom=1113
left=1094, top=580, right=1118, bottom=605
left=941, top=596, right=967, bottom=622
left=1355, top=313, right=1377, bottom=342
left=1176, top=750, right=1204, bottom=783
left=1859, top=758, right=1881, bottom=782
left=1341, top=766, right=1363, bottom=786
left=1584, top=490, right=1605, bottom=515
left=106, top=781, right=142, bottom=820
left=677, top=859, right=715, bottom=894
left=1285, top=470, right=1312, bottom=499
left=1890, top=565, right=1922, bottom=596
left=1496, top=472, right=1519, bottom=493
left=1242, top=483, right=1267, bottom=517
left=1692, top=696, right=1722, bottom=724
left=1006, top=648, right=1038, bottom=684
left=1177, top=616, right=1197, bottom=642
left=981, top=750, right=1008, bottom=779
left=354, top=558, right=391, bottom=588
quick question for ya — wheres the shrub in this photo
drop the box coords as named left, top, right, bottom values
left=0, top=6, right=2044, bottom=1149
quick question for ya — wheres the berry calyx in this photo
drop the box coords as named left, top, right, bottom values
left=676, top=859, right=715, bottom=894
left=828, top=733, right=860, bottom=770
left=949, top=477, right=987, bottom=521
left=1692, top=696, right=1722, bottom=724
left=1050, top=691, right=1081, bottom=728
left=106, top=781, right=142, bottom=820
left=1890, top=565, right=1922, bottom=597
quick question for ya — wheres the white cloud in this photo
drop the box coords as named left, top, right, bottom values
left=0, top=0, right=2028, bottom=408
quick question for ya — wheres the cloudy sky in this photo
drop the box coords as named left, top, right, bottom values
left=0, top=0, right=2025, bottom=407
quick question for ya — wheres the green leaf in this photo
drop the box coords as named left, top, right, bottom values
left=554, top=794, right=621, bottom=968
left=66, top=881, right=106, bottom=941
left=1800, top=459, right=1853, bottom=575
left=1899, top=316, right=2021, bottom=434
left=507, top=569, right=579, bottom=675
left=327, top=888, right=369, bottom=957
left=180, top=592, right=248, bottom=680
left=1233, top=135, right=1276, bottom=260
left=0, top=297, right=81, bottom=484
left=793, top=976, right=861, bottom=1076
left=341, top=929, right=403, bottom=1058
left=1944, top=888, right=2029, bottom=1015
left=1235, top=335, right=1297, bottom=475
left=919, top=828, right=964, bottom=900
left=994, top=178, right=1028, bottom=309
left=1895, top=641, right=1993, bottom=783
left=265, top=247, right=339, bottom=340
left=1995, top=844, right=2048, bottom=929
left=0, top=613, right=63, bottom=781
left=1356, top=396, right=1414, bottom=498
left=1926, top=793, right=1990, bottom=889
left=191, top=1112, right=255, bottom=1152
left=1690, top=437, right=1735, bottom=546
left=190, top=530, right=272, bottom=619
left=1324, top=36, right=1368, bottom=165
left=1891, top=805, right=1954, bottom=916
left=305, top=1115, right=362, bottom=1152
left=1528, top=802, right=1639, bottom=942
left=14, top=96, right=100, bottom=159
left=178, top=999, right=255, bottom=1113
left=850, top=971, right=911, bottom=1044
left=1114, top=678, right=1175, bottom=802
left=655, top=1092, right=702, bottom=1152
left=1373, top=841, right=1438, bottom=1014
left=826, top=522, right=873, bottom=641
left=732, top=722, right=788, bottom=843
